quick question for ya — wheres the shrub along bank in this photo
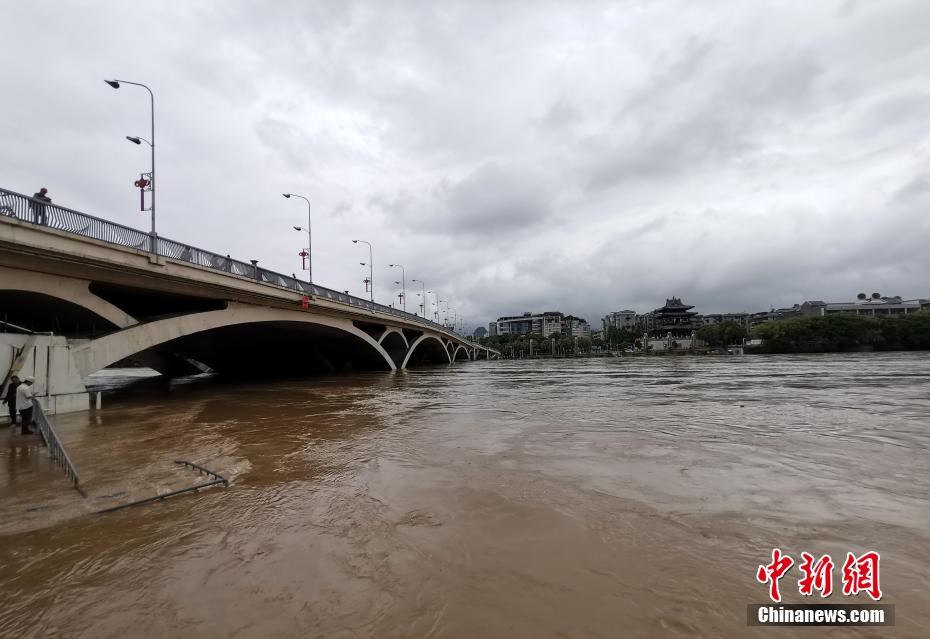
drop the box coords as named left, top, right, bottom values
left=748, top=311, right=930, bottom=353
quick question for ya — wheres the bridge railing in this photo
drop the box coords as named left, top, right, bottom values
left=0, top=187, right=476, bottom=339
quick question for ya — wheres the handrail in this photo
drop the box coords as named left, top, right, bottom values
left=32, top=399, right=84, bottom=496
left=0, top=186, right=498, bottom=351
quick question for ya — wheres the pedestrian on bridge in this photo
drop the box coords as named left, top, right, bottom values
left=30, top=187, right=52, bottom=225
left=16, top=376, right=35, bottom=435
left=1, top=375, right=20, bottom=426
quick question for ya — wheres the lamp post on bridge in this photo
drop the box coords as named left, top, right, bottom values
left=283, top=193, right=312, bottom=284
left=388, top=264, right=405, bottom=312
left=449, top=307, right=456, bottom=331
left=352, top=239, right=373, bottom=302
left=411, top=279, right=427, bottom=317
left=439, top=300, right=448, bottom=326
left=105, top=78, right=156, bottom=254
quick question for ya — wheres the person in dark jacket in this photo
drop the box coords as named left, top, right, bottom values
left=2, top=375, right=20, bottom=426
left=30, top=187, right=52, bottom=224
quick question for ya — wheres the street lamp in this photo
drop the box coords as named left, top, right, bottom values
left=106, top=78, right=155, bottom=253
left=283, top=193, right=312, bottom=284
left=389, top=264, right=406, bottom=312
left=352, top=240, right=373, bottom=302
left=411, top=279, right=427, bottom=317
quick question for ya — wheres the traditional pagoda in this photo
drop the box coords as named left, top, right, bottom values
left=645, top=297, right=700, bottom=341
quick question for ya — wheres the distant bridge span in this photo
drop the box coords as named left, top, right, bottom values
left=0, top=187, right=497, bottom=414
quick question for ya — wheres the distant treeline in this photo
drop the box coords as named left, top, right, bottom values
left=749, top=312, right=930, bottom=353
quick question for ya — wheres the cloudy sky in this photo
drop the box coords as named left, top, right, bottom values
left=4, top=0, right=929, bottom=330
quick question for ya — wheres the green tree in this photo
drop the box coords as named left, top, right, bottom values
left=747, top=312, right=923, bottom=353
left=698, top=321, right=748, bottom=348
left=606, top=326, right=637, bottom=349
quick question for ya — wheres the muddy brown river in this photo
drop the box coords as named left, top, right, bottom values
left=1, top=354, right=928, bottom=637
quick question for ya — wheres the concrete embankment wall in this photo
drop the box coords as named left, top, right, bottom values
left=0, top=333, right=89, bottom=420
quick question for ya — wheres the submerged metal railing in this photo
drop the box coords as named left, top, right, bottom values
left=32, top=399, right=84, bottom=495
left=96, top=460, right=228, bottom=514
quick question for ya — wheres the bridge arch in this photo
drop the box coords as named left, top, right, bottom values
left=379, top=329, right=410, bottom=368
left=402, top=334, right=453, bottom=368
left=71, top=303, right=396, bottom=377
left=0, top=265, right=136, bottom=331
left=378, top=327, right=409, bottom=348
left=452, top=345, right=471, bottom=362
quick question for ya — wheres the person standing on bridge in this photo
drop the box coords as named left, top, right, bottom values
left=2, top=375, right=20, bottom=427
left=30, top=187, right=52, bottom=225
left=16, top=376, right=35, bottom=434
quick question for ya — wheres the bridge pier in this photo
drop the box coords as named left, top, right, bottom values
left=1, top=333, right=90, bottom=418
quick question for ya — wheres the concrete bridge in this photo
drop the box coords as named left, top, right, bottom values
left=0, top=187, right=498, bottom=415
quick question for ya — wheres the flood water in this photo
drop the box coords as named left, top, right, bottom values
left=1, top=353, right=928, bottom=638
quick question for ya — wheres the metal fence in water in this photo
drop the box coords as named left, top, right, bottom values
left=0, top=187, right=464, bottom=337
left=32, top=399, right=84, bottom=495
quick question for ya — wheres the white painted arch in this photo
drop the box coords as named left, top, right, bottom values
left=378, top=327, right=409, bottom=348
left=401, top=334, right=453, bottom=368
left=71, top=302, right=397, bottom=377
left=0, top=265, right=137, bottom=328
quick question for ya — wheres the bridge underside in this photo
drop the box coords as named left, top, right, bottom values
left=0, top=290, right=119, bottom=336
left=160, top=321, right=394, bottom=376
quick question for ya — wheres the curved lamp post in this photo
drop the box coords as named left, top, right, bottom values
left=389, top=264, right=406, bottom=312
left=411, top=279, right=427, bottom=317
left=283, top=193, right=312, bottom=283
left=106, top=79, right=155, bottom=253
left=352, top=240, right=373, bottom=302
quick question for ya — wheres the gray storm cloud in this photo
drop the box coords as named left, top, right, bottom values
left=3, top=0, right=929, bottom=331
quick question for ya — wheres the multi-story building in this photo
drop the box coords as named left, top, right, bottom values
left=494, top=311, right=565, bottom=337
left=602, top=310, right=638, bottom=332
left=644, top=297, right=701, bottom=350
left=816, top=295, right=923, bottom=316
left=748, top=305, right=803, bottom=327
left=537, top=312, right=565, bottom=337
left=562, top=315, right=591, bottom=339
left=495, top=313, right=533, bottom=336
left=749, top=295, right=929, bottom=325
left=702, top=312, right=751, bottom=331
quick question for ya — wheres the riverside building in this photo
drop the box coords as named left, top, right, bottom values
left=602, top=310, right=638, bottom=332
left=641, top=297, right=701, bottom=350
left=492, top=312, right=591, bottom=338
left=493, top=311, right=565, bottom=337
